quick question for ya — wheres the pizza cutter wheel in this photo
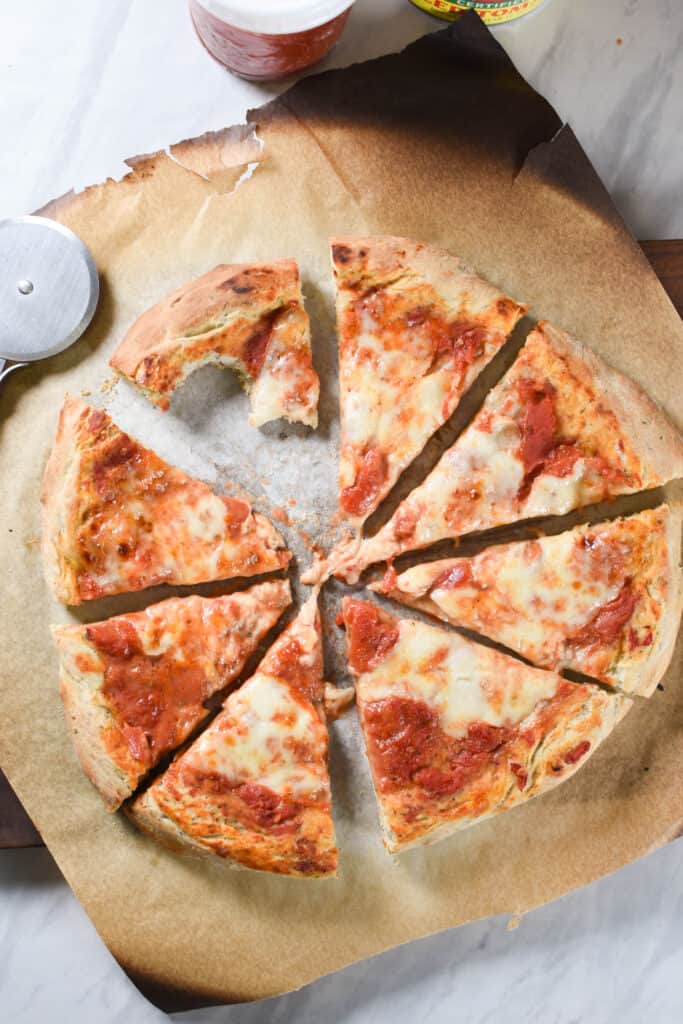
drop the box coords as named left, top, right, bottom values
left=0, top=216, right=99, bottom=391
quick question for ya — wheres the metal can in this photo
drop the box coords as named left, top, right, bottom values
left=408, top=0, right=545, bottom=24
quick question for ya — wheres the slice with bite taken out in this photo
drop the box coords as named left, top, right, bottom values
left=53, top=579, right=292, bottom=810
left=128, top=593, right=339, bottom=877
left=373, top=505, right=683, bottom=696
left=341, top=598, right=630, bottom=853
left=110, top=260, right=319, bottom=427
left=333, top=236, right=526, bottom=527
left=332, top=321, right=683, bottom=582
left=41, top=396, right=290, bottom=604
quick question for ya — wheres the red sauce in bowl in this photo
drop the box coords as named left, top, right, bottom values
left=189, top=0, right=353, bottom=81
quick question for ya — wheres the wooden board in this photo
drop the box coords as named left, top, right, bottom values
left=1, top=237, right=681, bottom=852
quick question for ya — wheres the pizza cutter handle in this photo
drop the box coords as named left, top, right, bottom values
left=0, top=358, right=28, bottom=390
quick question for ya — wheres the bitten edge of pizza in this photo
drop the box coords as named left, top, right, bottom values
left=332, top=235, right=527, bottom=524
left=41, top=396, right=290, bottom=604
left=110, top=259, right=320, bottom=427
left=53, top=579, right=292, bottom=811
left=373, top=505, right=683, bottom=697
left=342, top=597, right=630, bottom=853
left=332, top=319, right=683, bottom=582
left=128, top=594, right=339, bottom=877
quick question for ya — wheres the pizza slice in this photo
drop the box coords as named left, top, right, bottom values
left=334, top=321, right=683, bottom=581
left=342, top=598, right=630, bottom=853
left=110, top=260, right=319, bottom=427
left=373, top=506, right=683, bottom=696
left=129, top=594, right=338, bottom=877
left=333, top=236, right=526, bottom=525
left=41, top=397, right=290, bottom=604
left=53, top=579, right=292, bottom=810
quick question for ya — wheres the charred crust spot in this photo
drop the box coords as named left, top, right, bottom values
left=496, top=296, right=518, bottom=317
left=332, top=244, right=353, bottom=266
left=218, top=275, right=255, bottom=295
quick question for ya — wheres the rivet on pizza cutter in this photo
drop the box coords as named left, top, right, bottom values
left=0, top=215, right=99, bottom=390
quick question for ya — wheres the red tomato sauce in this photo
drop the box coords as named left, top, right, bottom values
left=571, top=582, right=637, bottom=647
left=362, top=696, right=512, bottom=796
left=266, top=636, right=321, bottom=704
left=182, top=769, right=303, bottom=834
left=432, top=561, right=473, bottom=591
left=344, top=599, right=399, bottom=673
left=87, top=618, right=208, bottom=766
left=189, top=1, right=352, bottom=81
left=340, top=446, right=388, bottom=517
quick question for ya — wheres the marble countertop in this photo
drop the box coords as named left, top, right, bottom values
left=1, top=0, right=682, bottom=1021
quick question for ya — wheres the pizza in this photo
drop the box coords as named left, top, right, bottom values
left=41, top=396, right=290, bottom=604
left=128, top=594, right=339, bottom=876
left=341, top=598, right=630, bottom=852
left=332, top=236, right=526, bottom=526
left=53, top=580, right=292, bottom=810
left=110, top=260, right=319, bottom=427
left=373, top=506, right=683, bottom=696
left=331, top=321, right=683, bottom=582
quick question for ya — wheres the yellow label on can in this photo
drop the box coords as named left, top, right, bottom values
left=409, top=0, right=545, bottom=24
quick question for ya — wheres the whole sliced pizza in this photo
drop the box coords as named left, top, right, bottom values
left=39, top=235, right=683, bottom=874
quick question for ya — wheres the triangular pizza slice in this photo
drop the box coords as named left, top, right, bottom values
left=334, top=321, right=683, bottom=581
left=342, top=598, right=630, bottom=853
left=41, top=397, right=290, bottom=604
left=53, top=580, right=292, bottom=810
left=332, top=236, right=526, bottom=525
left=373, top=506, right=683, bottom=696
left=129, top=594, right=338, bottom=877
left=110, top=260, right=319, bottom=427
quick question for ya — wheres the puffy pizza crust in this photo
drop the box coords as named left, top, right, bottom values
left=41, top=396, right=290, bottom=604
left=127, top=595, right=339, bottom=877
left=54, top=580, right=292, bottom=810
left=110, top=260, right=319, bottom=427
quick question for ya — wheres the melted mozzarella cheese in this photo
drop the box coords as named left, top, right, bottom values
left=523, top=459, right=586, bottom=518
left=184, top=674, right=327, bottom=799
left=358, top=619, right=560, bottom=739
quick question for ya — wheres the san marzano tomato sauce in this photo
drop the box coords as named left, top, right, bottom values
left=189, top=1, right=352, bottom=81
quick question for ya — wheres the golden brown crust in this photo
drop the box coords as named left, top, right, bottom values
left=40, top=396, right=290, bottom=604
left=535, top=322, right=683, bottom=489
left=110, top=260, right=319, bottom=426
left=53, top=581, right=292, bottom=810
left=634, top=504, right=683, bottom=696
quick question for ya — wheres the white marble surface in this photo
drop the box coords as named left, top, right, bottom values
left=1, top=0, right=682, bottom=1020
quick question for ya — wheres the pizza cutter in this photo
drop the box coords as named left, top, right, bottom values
left=0, top=216, right=99, bottom=391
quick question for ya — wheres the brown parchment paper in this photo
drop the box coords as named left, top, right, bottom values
left=2, top=14, right=683, bottom=1011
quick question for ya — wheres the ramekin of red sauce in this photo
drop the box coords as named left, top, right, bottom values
left=189, top=0, right=355, bottom=81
